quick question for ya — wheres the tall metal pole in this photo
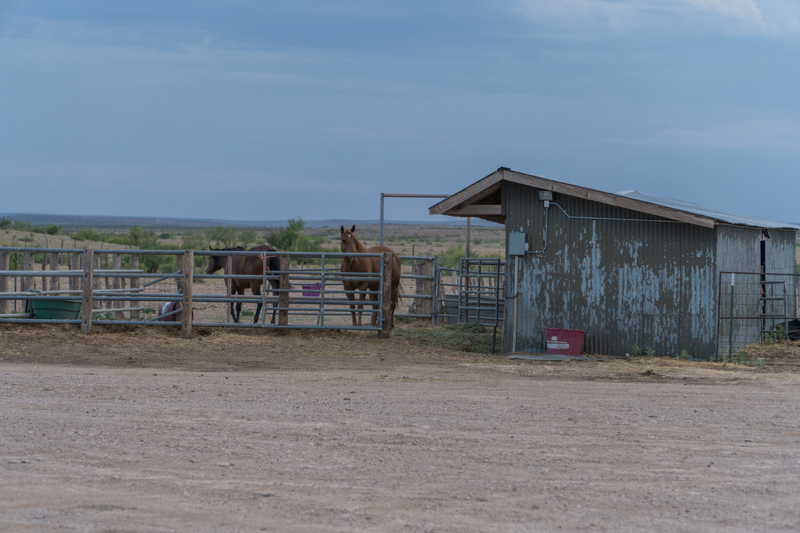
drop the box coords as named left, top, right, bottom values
left=379, top=193, right=385, bottom=246
left=378, top=193, right=450, bottom=248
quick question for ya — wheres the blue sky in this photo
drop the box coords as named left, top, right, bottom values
left=1, top=0, right=798, bottom=223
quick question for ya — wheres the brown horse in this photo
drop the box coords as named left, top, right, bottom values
left=340, top=225, right=401, bottom=329
left=205, top=244, right=280, bottom=323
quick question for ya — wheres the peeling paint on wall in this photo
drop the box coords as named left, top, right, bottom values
left=502, top=181, right=721, bottom=358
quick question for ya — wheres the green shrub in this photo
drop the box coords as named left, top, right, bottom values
left=237, top=228, right=258, bottom=249
left=676, top=349, right=691, bottom=360
left=730, top=351, right=765, bottom=368
left=264, top=218, right=325, bottom=263
left=204, top=226, right=237, bottom=248
left=31, top=224, right=61, bottom=235
left=0, top=216, right=11, bottom=229
left=12, top=220, right=32, bottom=231
left=73, top=228, right=104, bottom=242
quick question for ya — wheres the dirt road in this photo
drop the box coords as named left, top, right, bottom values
left=1, top=325, right=799, bottom=532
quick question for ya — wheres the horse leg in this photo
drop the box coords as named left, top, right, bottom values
left=270, top=280, right=279, bottom=324
left=232, top=287, right=243, bottom=323
left=357, top=284, right=368, bottom=326
left=368, top=291, right=379, bottom=327
left=345, top=285, right=357, bottom=326
left=390, top=285, right=399, bottom=329
left=252, top=284, right=262, bottom=324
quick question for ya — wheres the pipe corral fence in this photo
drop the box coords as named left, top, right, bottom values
left=717, top=271, right=800, bottom=360
left=0, top=247, right=504, bottom=340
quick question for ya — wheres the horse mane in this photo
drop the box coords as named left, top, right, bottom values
left=353, top=237, right=367, bottom=253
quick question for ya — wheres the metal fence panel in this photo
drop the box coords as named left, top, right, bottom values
left=717, top=271, right=799, bottom=359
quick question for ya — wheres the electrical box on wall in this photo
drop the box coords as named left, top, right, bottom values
left=509, top=232, right=526, bottom=256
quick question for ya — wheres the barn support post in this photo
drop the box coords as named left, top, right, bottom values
left=278, top=254, right=290, bottom=332
left=181, top=250, right=193, bottom=339
left=81, top=249, right=94, bottom=335
left=0, top=251, right=8, bottom=315
left=129, top=254, right=140, bottom=320
left=378, top=251, right=392, bottom=339
left=727, top=273, right=735, bottom=364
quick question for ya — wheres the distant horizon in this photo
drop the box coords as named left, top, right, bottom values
left=0, top=212, right=502, bottom=229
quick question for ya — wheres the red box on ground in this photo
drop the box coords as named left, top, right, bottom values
left=545, top=328, right=585, bottom=356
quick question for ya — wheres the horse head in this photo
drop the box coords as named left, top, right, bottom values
left=205, top=246, right=244, bottom=274
left=341, top=225, right=365, bottom=253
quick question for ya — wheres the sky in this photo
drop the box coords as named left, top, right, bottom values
left=1, top=0, right=798, bottom=224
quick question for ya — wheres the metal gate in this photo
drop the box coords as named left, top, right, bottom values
left=717, top=271, right=799, bottom=359
left=438, top=258, right=505, bottom=325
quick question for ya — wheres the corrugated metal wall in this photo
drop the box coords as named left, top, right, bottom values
left=715, top=226, right=761, bottom=356
left=715, top=227, right=798, bottom=356
left=766, top=229, right=799, bottom=320
left=502, top=181, right=718, bottom=358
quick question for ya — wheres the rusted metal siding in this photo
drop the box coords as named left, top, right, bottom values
left=715, top=226, right=761, bottom=356
left=766, top=229, right=799, bottom=320
left=502, top=181, right=718, bottom=358
left=715, top=227, right=798, bottom=356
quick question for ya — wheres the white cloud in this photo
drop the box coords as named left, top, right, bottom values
left=513, top=0, right=800, bottom=36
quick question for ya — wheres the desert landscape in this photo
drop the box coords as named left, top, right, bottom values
left=1, top=220, right=799, bottom=531
left=1, top=324, right=800, bottom=532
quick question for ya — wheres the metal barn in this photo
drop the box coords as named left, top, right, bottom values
left=430, top=168, right=798, bottom=358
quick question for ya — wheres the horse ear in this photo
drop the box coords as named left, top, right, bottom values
left=350, top=225, right=356, bottom=233
left=209, top=245, right=213, bottom=250
left=340, top=225, right=345, bottom=235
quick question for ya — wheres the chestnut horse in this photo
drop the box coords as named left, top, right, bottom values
left=205, top=244, right=280, bottom=324
left=340, top=225, right=401, bottom=329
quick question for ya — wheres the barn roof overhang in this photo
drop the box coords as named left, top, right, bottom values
left=429, top=167, right=800, bottom=230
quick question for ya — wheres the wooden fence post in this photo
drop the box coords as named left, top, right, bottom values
left=417, top=255, right=434, bottom=319
left=21, top=251, right=33, bottom=293
left=181, top=250, right=193, bottom=339
left=49, top=252, right=59, bottom=292
left=103, top=253, right=112, bottom=311
left=112, top=253, right=122, bottom=319
left=92, top=252, right=101, bottom=293
left=0, top=251, right=8, bottom=315
left=69, top=253, right=79, bottom=291
left=378, top=251, right=392, bottom=339
left=226, top=255, right=232, bottom=323
left=130, top=254, right=140, bottom=320
left=278, top=254, right=290, bottom=331
left=40, top=252, right=48, bottom=293
left=81, top=249, right=94, bottom=334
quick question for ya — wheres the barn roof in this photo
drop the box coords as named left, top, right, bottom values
left=429, top=167, right=800, bottom=230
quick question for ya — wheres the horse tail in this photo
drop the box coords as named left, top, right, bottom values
left=269, top=256, right=280, bottom=273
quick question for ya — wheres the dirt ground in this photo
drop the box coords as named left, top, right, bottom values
left=1, top=325, right=800, bottom=532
